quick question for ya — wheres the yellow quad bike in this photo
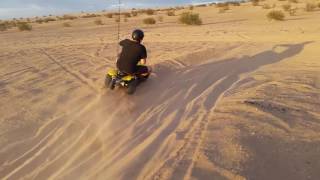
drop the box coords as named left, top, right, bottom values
left=105, top=67, right=149, bottom=95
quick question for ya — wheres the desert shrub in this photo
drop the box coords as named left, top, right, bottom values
left=251, top=0, right=260, bottom=6
left=17, top=22, right=32, bottom=31
left=59, top=15, right=77, bottom=20
left=167, top=11, right=175, bottom=16
left=62, top=22, right=71, bottom=27
left=0, top=23, right=7, bottom=31
left=115, top=17, right=120, bottom=23
left=82, top=13, right=100, bottom=18
left=94, top=19, right=103, bottom=25
left=216, top=3, right=229, bottom=8
left=229, top=1, right=241, bottom=6
left=262, top=4, right=272, bottom=9
left=282, top=4, right=291, bottom=11
left=158, top=16, right=164, bottom=22
left=143, top=17, right=156, bottom=24
left=122, top=12, right=131, bottom=18
left=105, top=13, right=113, bottom=18
left=131, top=11, right=138, bottom=16
left=278, top=0, right=286, bottom=1
left=288, top=0, right=299, bottom=3
left=195, top=4, right=207, bottom=7
left=267, top=10, right=285, bottom=20
left=36, top=19, right=44, bottom=24
left=318, top=2, right=320, bottom=8
left=305, top=3, right=317, bottom=11
left=43, top=17, right=56, bottom=23
left=179, top=12, right=202, bottom=25
left=145, top=9, right=155, bottom=15
left=124, top=18, right=128, bottom=22
left=189, top=5, right=194, bottom=10
left=289, top=8, right=297, bottom=15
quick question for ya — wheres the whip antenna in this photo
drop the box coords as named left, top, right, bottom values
left=116, top=0, right=121, bottom=56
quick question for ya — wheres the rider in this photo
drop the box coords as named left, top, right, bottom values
left=116, top=29, right=150, bottom=77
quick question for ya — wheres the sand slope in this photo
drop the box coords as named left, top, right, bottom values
left=1, top=2, right=320, bottom=180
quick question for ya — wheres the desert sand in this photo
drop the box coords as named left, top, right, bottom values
left=1, top=1, right=320, bottom=180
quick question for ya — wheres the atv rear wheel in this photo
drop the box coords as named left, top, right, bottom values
left=127, top=79, right=138, bottom=95
left=109, top=78, right=116, bottom=90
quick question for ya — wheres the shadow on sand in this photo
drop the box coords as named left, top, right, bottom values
left=113, top=41, right=313, bottom=179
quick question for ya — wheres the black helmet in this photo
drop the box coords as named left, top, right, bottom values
left=132, top=29, right=144, bottom=42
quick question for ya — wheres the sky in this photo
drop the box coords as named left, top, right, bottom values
left=0, top=0, right=221, bottom=19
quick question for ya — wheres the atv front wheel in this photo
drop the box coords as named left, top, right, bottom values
left=127, top=79, right=138, bottom=95
left=109, top=78, right=116, bottom=90
left=105, top=75, right=112, bottom=87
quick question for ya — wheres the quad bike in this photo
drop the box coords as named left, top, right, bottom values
left=105, top=67, right=149, bottom=95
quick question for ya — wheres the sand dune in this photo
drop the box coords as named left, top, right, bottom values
left=1, top=1, right=320, bottom=180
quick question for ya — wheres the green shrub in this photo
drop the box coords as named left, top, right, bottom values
left=17, top=22, right=32, bottom=31
left=167, top=11, right=175, bottom=16
left=62, top=22, right=71, bottom=27
left=305, top=3, right=317, bottom=11
left=282, top=4, right=291, bottom=11
left=179, top=12, right=202, bottom=25
left=94, top=19, right=103, bottom=25
left=267, top=10, right=285, bottom=21
left=143, top=17, right=156, bottom=24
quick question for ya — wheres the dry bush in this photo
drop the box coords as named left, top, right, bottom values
left=59, top=15, right=78, bottom=20
left=179, top=12, right=202, bottom=25
left=131, top=11, right=138, bottom=16
left=62, top=22, right=71, bottom=27
left=94, top=19, right=103, bottom=25
left=216, top=3, right=229, bottom=8
left=318, top=2, right=320, bottom=8
left=122, top=12, right=131, bottom=18
left=43, top=17, right=56, bottom=23
left=195, top=4, right=207, bottom=7
left=17, top=22, right=32, bottom=31
left=145, top=9, right=156, bottom=15
left=124, top=18, right=128, bottom=22
left=105, top=13, right=113, bottom=18
left=82, top=13, right=100, bottom=18
left=36, top=19, right=44, bottom=24
left=305, top=2, right=317, bottom=11
left=289, top=8, right=297, bottom=15
left=288, top=0, right=299, bottom=3
left=229, top=1, right=241, bottom=6
left=143, top=17, right=156, bottom=24
left=282, top=4, right=292, bottom=11
left=262, top=4, right=272, bottom=9
left=0, top=23, right=7, bottom=31
left=115, top=17, right=120, bottom=23
left=167, top=11, right=175, bottom=16
left=158, top=16, right=164, bottom=22
left=267, top=10, right=285, bottom=20
left=189, top=5, right=194, bottom=10
left=251, top=0, right=260, bottom=6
